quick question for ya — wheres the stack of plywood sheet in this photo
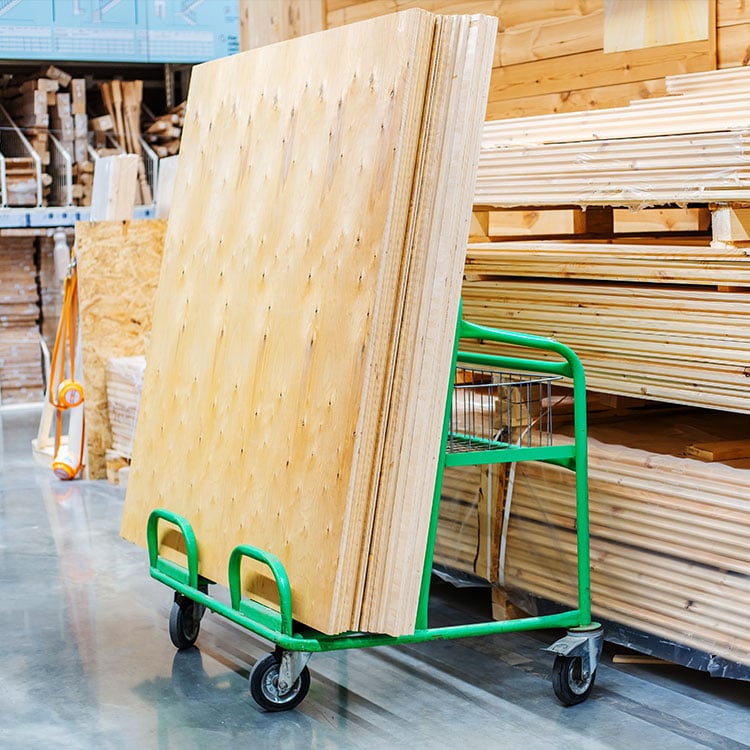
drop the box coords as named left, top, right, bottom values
left=503, top=411, right=750, bottom=669
left=0, top=236, right=42, bottom=404
left=120, top=10, right=497, bottom=637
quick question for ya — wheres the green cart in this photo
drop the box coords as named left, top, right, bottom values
left=146, top=308, right=602, bottom=711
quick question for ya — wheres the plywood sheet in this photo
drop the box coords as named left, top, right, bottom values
left=122, top=11, right=443, bottom=635
left=76, top=220, right=167, bottom=479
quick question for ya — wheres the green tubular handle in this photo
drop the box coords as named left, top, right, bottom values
left=146, top=508, right=200, bottom=590
left=228, top=544, right=294, bottom=637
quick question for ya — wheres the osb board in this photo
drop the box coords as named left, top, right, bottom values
left=76, top=220, right=167, bottom=479
left=122, top=10, right=441, bottom=636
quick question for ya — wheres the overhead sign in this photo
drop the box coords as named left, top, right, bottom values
left=0, top=0, right=240, bottom=63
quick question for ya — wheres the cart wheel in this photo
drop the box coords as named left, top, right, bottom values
left=169, top=599, right=204, bottom=650
left=249, top=653, right=311, bottom=712
left=552, top=654, right=596, bottom=706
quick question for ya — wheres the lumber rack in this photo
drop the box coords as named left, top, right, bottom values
left=146, top=305, right=602, bottom=711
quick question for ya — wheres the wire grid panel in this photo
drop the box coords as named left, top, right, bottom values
left=448, top=365, right=561, bottom=453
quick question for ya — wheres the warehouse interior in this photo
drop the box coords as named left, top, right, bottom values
left=1, top=0, right=750, bottom=746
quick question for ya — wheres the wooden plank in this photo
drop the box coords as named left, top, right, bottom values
left=469, top=211, right=490, bottom=242
left=717, top=21, right=750, bottom=67
left=239, top=0, right=325, bottom=50
left=494, top=7, right=603, bottom=67
left=121, top=10, right=494, bottom=637
left=461, top=278, right=750, bottom=412
left=717, top=0, right=750, bottom=26
left=76, top=220, right=167, bottom=479
left=487, top=209, right=586, bottom=237
left=666, top=64, right=750, bottom=93
left=361, top=14, right=497, bottom=632
left=686, top=439, right=750, bottom=461
left=603, top=0, right=711, bottom=53
left=485, top=78, right=667, bottom=120
left=712, top=206, right=750, bottom=243
left=487, top=39, right=712, bottom=103
left=613, top=207, right=711, bottom=233
left=89, top=155, right=138, bottom=222
left=502, top=428, right=750, bottom=666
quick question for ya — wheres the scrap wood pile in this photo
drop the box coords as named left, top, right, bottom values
left=0, top=236, right=42, bottom=403
left=143, top=102, right=185, bottom=158
left=120, top=9, right=497, bottom=637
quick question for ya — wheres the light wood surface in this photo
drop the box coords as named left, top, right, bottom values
left=503, top=428, right=750, bottom=667
left=121, top=10, right=495, bottom=636
left=461, top=278, right=750, bottom=413
left=76, top=220, right=167, bottom=479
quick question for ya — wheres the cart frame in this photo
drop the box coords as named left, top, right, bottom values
left=146, top=306, right=603, bottom=708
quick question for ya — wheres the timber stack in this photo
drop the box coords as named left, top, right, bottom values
left=119, top=9, right=497, bottom=638
left=0, top=235, right=42, bottom=404
left=462, top=66, right=750, bottom=672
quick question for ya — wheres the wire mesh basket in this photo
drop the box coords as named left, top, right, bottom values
left=447, top=365, right=561, bottom=453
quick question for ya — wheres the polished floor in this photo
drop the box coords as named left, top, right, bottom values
left=1, top=405, right=749, bottom=749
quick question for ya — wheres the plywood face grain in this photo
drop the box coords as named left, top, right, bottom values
left=122, top=11, right=438, bottom=635
left=76, top=220, right=167, bottom=479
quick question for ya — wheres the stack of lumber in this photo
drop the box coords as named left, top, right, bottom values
left=476, top=66, right=750, bottom=207
left=144, top=102, right=185, bottom=158
left=121, top=9, right=497, bottom=637
left=465, top=68, right=750, bottom=416
left=462, top=271, right=750, bottom=414
left=0, top=236, right=42, bottom=404
left=503, top=411, right=750, bottom=669
left=0, top=66, right=91, bottom=206
left=95, top=81, right=152, bottom=204
left=1, top=157, right=50, bottom=207
left=106, top=356, right=145, bottom=460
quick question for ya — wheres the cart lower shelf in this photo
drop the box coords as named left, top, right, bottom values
left=148, top=508, right=603, bottom=710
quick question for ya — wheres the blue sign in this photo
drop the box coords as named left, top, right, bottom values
left=0, top=0, right=240, bottom=62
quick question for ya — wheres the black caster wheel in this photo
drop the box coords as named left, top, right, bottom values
left=169, top=596, right=205, bottom=650
left=552, top=654, right=596, bottom=706
left=249, top=653, right=311, bottom=712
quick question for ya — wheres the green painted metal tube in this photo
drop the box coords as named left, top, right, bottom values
left=227, top=544, right=294, bottom=637
left=147, top=508, right=200, bottom=590
left=151, top=565, right=581, bottom=653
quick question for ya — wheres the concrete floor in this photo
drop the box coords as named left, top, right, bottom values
left=1, top=405, right=749, bottom=749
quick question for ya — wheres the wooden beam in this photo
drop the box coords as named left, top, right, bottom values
left=686, top=439, right=750, bottom=462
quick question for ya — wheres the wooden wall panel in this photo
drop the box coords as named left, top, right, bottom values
left=76, top=220, right=167, bottom=480
left=239, top=0, right=325, bottom=50
left=326, top=0, right=739, bottom=119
